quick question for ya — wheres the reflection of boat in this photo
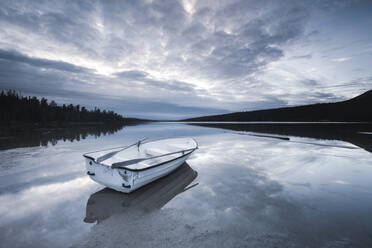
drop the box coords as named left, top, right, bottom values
left=83, top=137, right=198, bottom=193
left=84, top=162, right=198, bottom=223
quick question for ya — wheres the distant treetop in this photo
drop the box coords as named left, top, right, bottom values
left=0, top=90, right=125, bottom=124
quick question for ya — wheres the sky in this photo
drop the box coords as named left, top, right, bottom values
left=0, top=0, right=372, bottom=119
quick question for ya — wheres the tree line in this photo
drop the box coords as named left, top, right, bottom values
left=185, top=89, right=372, bottom=122
left=0, top=90, right=125, bottom=123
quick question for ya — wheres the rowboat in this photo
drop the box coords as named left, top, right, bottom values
left=84, top=163, right=198, bottom=223
left=83, top=137, right=198, bottom=193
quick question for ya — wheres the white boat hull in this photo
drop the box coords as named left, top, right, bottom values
left=84, top=163, right=198, bottom=223
left=85, top=152, right=193, bottom=193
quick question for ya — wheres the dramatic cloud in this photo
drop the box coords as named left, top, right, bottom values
left=0, top=49, right=92, bottom=73
left=0, top=0, right=371, bottom=118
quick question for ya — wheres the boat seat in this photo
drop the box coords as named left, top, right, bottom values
left=144, top=148, right=166, bottom=157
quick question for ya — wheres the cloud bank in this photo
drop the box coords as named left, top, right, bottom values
left=0, top=0, right=371, bottom=119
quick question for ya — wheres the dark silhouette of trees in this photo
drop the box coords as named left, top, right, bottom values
left=0, top=90, right=125, bottom=124
left=185, top=90, right=372, bottom=122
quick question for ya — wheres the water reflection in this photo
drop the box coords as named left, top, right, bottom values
left=190, top=123, right=372, bottom=153
left=84, top=162, right=198, bottom=224
left=0, top=124, right=126, bottom=150
left=2, top=122, right=372, bottom=248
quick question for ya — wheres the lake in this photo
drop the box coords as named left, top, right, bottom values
left=1, top=122, right=372, bottom=248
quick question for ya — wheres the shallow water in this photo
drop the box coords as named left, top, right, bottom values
left=1, top=122, right=372, bottom=247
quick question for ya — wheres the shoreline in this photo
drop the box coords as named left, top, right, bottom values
left=174, top=121, right=372, bottom=124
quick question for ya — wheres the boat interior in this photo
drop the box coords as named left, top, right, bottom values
left=84, top=138, right=198, bottom=170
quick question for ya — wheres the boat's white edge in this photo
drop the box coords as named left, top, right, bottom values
left=83, top=138, right=198, bottom=161
left=83, top=137, right=198, bottom=172
left=85, top=148, right=197, bottom=172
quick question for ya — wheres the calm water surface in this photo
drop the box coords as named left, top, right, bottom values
left=1, top=122, right=372, bottom=247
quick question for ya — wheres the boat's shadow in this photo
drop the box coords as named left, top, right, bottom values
left=84, top=162, right=198, bottom=224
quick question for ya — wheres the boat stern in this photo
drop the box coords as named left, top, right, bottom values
left=84, top=155, right=135, bottom=193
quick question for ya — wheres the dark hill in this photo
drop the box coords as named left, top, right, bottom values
left=185, top=90, right=372, bottom=122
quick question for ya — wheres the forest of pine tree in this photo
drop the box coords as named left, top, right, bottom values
left=185, top=89, right=372, bottom=122
left=0, top=90, right=126, bottom=124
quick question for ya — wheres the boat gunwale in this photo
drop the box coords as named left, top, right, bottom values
left=85, top=148, right=196, bottom=172
left=84, top=138, right=198, bottom=172
left=83, top=138, right=197, bottom=158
